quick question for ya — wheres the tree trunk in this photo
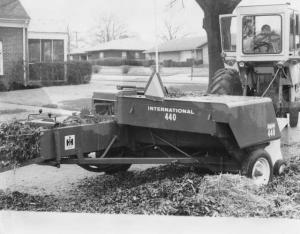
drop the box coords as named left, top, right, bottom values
left=195, top=0, right=241, bottom=84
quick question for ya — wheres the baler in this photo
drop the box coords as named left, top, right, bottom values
left=34, top=73, right=287, bottom=185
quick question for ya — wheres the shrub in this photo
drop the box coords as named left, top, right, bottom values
left=29, top=62, right=65, bottom=86
left=91, top=58, right=150, bottom=67
left=94, top=58, right=123, bottom=66
left=92, top=65, right=101, bottom=74
left=142, top=60, right=155, bottom=67
left=123, top=59, right=143, bottom=66
left=162, top=59, right=203, bottom=67
left=67, top=61, right=92, bottom=85
left=121, top=65, right=130, bottom=74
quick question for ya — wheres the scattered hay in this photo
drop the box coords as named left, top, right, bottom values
left=1, top=157, right=300, bottom=217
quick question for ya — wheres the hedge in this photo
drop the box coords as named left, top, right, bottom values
left=90, top=58, right=155, bottom=67
left=66, top=61, right=92, bottom=85
left=0, top=61, right=92, bottom=91
left=163, top=59, right=203, bottom=67
left=30, top=61, right=92, bottom=85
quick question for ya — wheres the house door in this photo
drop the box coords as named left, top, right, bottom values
left=0, top=41, right=3, bottom=75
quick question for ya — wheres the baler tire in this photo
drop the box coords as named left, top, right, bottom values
left=273, top=159, right=286, bottom=176
left=78, top=164, right=111, bottom=173
left=78, top=164, right=131, bottom=174
left=242, top=149, right=273, bottom=185
left=289, top=109, right=299, bottom=128
left=208, top=68, right=243, bottom=95
left=104, top=164, right=132, bottom=175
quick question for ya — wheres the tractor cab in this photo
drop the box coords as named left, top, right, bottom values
left=215, top=3, right=300, bottom=127
left=220, top=3, right=300, bottom=61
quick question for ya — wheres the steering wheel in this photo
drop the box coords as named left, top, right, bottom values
left=253, top=41, right=273, bottom=53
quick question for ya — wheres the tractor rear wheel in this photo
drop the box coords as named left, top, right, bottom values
left=208, top=68, right=243, bottom=95
left=242, top=149, right=273, bottom=185
left=289, top=109, right=299, bottom=128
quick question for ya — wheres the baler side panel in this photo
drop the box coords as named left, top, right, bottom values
left=227, top=102, right=281, bottom=148
left=116, top=97, right=218, bottom=135
left=40, top=121, right=121, bottom=160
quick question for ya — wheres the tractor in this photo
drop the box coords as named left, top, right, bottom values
left=210, top=3, right=300, bottom=127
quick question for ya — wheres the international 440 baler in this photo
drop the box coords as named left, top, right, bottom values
left=35, top=72, right=287, bottom=185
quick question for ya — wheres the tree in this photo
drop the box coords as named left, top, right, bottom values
left=93, top=14, right=132, bottom=44
left=160, top=19, right=189, bottom=41
left=194, top=0, right=241, bottom=81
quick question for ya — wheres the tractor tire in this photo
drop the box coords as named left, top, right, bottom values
left=241, top=149, right=273, bottom=185
left=273, top=159, right=286, bottom=176
left=289, top=109, right=299, bottom=128
left=208, top=68, right=243, bottom=95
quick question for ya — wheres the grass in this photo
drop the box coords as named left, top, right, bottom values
left=59, top=98, right=92, bottom=111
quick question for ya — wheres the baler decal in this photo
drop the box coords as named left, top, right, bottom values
left=65, top=135, right=75, bottom=150
left=267, top=123, right=276, bottom=137
left=147, top=106, right=195, bottom=115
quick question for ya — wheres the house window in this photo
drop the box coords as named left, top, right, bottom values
left=29, top=39, right=41, bottom=62
left=122, top=51, right=127, bottom=58
left=42, top=40, right=52, bottom=62
left=99, top=52, right=104, bottom=59
left=29, top=39, right=65, bottom=63
left=0, top=41, right=3, bottom=75
left=53, top=40, right=64, bottom=62
left=135, top=52, right=140, bottom=59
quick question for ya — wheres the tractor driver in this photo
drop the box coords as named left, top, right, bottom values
left=253, top=24, right=281, bottom=53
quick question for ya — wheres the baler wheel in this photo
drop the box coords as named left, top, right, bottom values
left=242, top=149, right=273, bottom=185
left=289, top=109, right=299, bottom=128
left=78, top=148, right=131, bottom=174
left=208, top=68, right=243, bottom=95
left=273, top=159, right=286, bottom=176
left=78, top=164, right=131, bottom=174
left=78, top=164, right=111, bottom=173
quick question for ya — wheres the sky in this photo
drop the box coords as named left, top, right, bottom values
left=20, top=0, right=300, bottom=45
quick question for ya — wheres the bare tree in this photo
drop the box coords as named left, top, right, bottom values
left=93, top=14, right=131, bottom=44
left=160, top=20, right=189, bottom=41
left=170, top=0, right=241, bottom=81
left=195, top=0, right=241, bottom=81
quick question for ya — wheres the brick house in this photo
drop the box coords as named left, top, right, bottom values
left=70, top=38, right=152, bottom=61
left=0, top=0, right=30, bottom=87
left=0, top=0, right=69, bottom=88
left=145, top=37, right=209, bottom=65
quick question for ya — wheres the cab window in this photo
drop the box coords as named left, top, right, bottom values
left=242, top=15, right=282, bottom=54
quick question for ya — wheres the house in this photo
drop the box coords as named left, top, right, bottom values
left=70, top=37, right=152, bottom=61
left=0, top=0, right=68, bottom=87
left=27, top=20, right=69, bottom=82
left=69, top=48, right=87, bottom=61
left=0, top=0, right=30, bottom=86
left=145, top=36, right=209, bottom=65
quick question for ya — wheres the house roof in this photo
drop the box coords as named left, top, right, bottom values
left=85, top=38, right=153, bottom=52
left=0, top=0, right=30, bottom=20
left=145, top=36, right=207, bottom=53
